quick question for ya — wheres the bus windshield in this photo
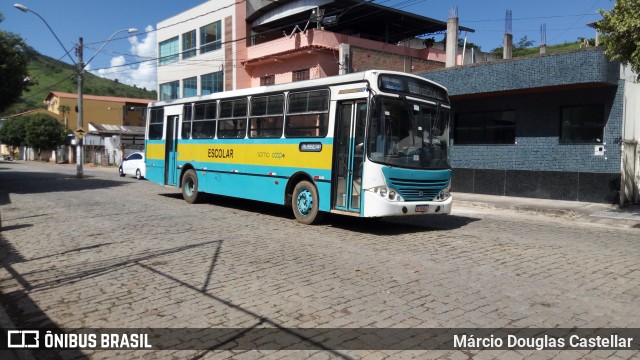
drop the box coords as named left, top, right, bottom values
left=367, top=96, right=450, bottom=170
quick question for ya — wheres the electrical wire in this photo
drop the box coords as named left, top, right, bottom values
left=41, top=0, right=608, bottom=88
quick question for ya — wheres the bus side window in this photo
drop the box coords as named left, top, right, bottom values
left=191, top=101, right=217, bottom=139
left=181, top=104, right=193, bottom=139
left=249, top=94, right=284, bottom=138
left=148, top=107, right=164, bottom=140
left=219, top=119, right=246, bottom=139
left=285, top=89, right=329, bottom=138
left=285, top=113, right=328, bottom=138
left=250, top=116, right=284, bottom=138
left=219, top=98, right=248, bottom=139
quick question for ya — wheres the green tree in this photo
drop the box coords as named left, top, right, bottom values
left=491, top=36, right=537, bottom=57
left=0, top=117, right=28, bottom=156
left=598, top=0, right=640, bottom=79
left=24, top=114, right=68, bottom=160
left=0, top=28, right=33, bottom=113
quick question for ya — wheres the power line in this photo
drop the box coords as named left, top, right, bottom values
left=549, top=0, right=601, bottom=43
left=462, top=12, right=602, bottom=24
left=77, top=1, right=608, bottom=85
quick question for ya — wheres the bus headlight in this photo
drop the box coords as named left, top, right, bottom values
left=370, top=186, right=403, bottom=202
left=438, top=187, right=451, bottom=201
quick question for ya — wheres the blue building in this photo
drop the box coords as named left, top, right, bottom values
left=424, top=47, right=640, bottom=204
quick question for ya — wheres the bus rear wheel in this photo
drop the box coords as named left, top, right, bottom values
left=292, top=180, right=324, bottom=225
left=182, top=169, right=205, bottom=204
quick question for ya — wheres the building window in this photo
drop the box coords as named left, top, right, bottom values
left=560, top=104, right=605, bottom=144
left=182, top=30, right=196, bottom=59
left=159, top=81, right=179, bottom=101
left=200, top=21, right=221, bottom=54
left=260, top=75, right=275, bottom=86
left=454, top=110, right=516, bottom=145
left=159, top=36, right=179, bottom=66
left=201, top=71, right=223, bottom=95
left=183, top=77, right=197, bottom=98
left=292, top=69, right=310, bottom=82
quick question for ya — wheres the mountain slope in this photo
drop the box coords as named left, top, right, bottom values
left=4, top=47, right=156, bottom=116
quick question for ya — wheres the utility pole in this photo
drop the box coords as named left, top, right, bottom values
left=76, top=37, right=84, bottom=178
left=14, top=4, right=135, bottom=179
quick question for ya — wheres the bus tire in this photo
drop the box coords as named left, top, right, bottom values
left=292, top=180, right=324, bottom=225
left=182, top=169, right=204, bottom=204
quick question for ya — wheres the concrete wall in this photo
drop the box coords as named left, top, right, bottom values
left=422, top=48, right=627, bottom=203
left=350, top=47, right=444, bottom=74
left=446, top=86, right=621, bottom=174
left=620, top=65, right=640, bottom=204
left=425, top=48, right=620, bottom=95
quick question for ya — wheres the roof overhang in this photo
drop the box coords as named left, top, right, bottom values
left=249, top=0, right=474, bottom=44
left=242, top=44, right=336, bottom=67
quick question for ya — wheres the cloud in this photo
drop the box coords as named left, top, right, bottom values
left=88, top=25, right=157, bottom=93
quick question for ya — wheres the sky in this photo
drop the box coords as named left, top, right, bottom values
left=0, top=0, right=615, bottom=91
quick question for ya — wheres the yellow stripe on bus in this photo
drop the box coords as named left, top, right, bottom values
left=146, top=143, right=165, bottom=160
left=174, top=143, right=333, bottom=169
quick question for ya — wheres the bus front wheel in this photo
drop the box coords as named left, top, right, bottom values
left=292, top=180, right=324, bottom=225
left=182, top=169, right=205, bottom=204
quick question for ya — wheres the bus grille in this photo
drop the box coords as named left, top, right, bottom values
left=388, top=178, right=449, bottom=201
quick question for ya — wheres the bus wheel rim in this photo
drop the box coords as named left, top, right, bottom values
left=185, top=178, right=194, bottom=196
left=296, top=189, right=313, bottom=216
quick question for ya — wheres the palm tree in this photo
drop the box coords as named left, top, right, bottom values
left=58, top=104, right=71, bottom=128
left=56, top=104, right=72, bottom=163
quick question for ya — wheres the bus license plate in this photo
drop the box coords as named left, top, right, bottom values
left=415, top=205, right=429, bottom=213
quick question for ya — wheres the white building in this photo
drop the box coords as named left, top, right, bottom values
left=156, top=0, right=249, bottom=100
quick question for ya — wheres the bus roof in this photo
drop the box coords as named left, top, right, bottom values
left=150, top=70, right=447, bottom=108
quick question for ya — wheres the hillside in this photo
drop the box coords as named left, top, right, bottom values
left=4, top=47, right=156, bottom=116
left=490, top=41, right=592, bottom=58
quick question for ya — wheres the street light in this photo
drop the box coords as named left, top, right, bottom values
left=14, top=4, right=137, bottom=178
left=13, top=3, right=76, bottom=65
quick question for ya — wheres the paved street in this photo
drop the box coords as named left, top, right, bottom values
left=0, top=161, right=638, bottom=359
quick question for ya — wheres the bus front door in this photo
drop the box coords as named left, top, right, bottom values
left=164, top=115, right=179, bottom=186
left=333, top=101, right=366, bottom=213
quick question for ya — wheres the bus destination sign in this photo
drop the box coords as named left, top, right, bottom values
left=299, top=142, right=322, bottom=152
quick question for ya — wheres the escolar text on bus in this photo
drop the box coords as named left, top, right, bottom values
left=208, top=148, right=234, bottom=159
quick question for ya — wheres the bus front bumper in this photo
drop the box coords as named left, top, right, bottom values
left=362, top=192, right=452, bottom=218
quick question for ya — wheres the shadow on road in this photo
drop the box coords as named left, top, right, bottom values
left=0, top=171, right=126, bottom=198
left=0, top=232, right=89, bottom=359
left=0, top=231, right=353, bottom=358
left=328, top=213, right=480, bottom=234
left=158, top=192, right=480, bottom=233
left=0, top=165, right=127, bottom=232
left=159, top=192, right=294, bottom=219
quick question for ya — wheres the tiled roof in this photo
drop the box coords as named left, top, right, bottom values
left=47, top=91, right=155, bottom=104
left=88, top=122, right=145, bottom=136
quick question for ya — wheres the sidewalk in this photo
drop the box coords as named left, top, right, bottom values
left=453, top=192, right=640, bottom=228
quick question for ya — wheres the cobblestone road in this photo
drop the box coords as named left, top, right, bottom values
left=0, top=161, right=638, bottom=359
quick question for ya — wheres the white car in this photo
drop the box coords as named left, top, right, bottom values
left=119, top=152, right=146, bottom=180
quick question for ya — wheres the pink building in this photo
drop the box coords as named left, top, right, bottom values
left=156, top=0, right=473, bottom=99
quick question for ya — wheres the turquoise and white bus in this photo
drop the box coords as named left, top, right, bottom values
left=145, top=70, right=452, bottom=224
